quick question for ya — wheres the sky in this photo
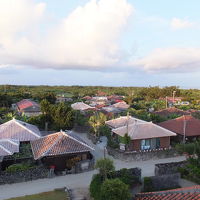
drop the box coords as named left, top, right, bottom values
left=0, top=0, right=200, bottom=88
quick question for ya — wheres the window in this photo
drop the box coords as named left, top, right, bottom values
left=141, top=138, right=160, bottom=150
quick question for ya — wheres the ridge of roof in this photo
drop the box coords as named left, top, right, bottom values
left=14, top=119, right=41, bottom=138
left=66, top=133, right=94, bottom=151
left=40, top=132, right=64, bottom=158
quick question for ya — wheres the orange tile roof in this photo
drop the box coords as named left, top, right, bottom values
left=158, top=115, right=200, bottom=137
left=31, top=131, right=94, bottom=160
left=154, top=107, right=190, bottom=117
left=135, top=185, right=200, bottom=200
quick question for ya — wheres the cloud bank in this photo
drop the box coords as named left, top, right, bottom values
left=132, top=47, right=200, bottom=73
left=0, top=0, right=133, bottom=69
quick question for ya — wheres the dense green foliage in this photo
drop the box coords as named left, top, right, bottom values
left=176, top=140, right=200, bottom=184
left=6, top=163, right=35, bottom=173
left=95, top=158, right=115, bottom=180
left=100, top=178, right=131, bottom=200
left=90, top=174, right=103, bottom=200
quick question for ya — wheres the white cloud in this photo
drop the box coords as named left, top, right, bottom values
left=132, top=47, right=200, bottom=73
left=170, top=18, right=195, bottom=30
left=0, top=0, right=133, bottom=70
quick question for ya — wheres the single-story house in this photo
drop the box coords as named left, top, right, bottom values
left=31, top=131, right=94, bottom=171
left=0, top=118, right=41, bottom=142
left=158, top=115, right=200, bottom=142
left=112, top=101, right=130, bottom=110
left=12, top=99, right=41, bottom=117
left=71, top=102, right=95, bottom=112
left=105, top=116, right=146, bottom=129
left=135, top=185, right=200, bottom=199
left=153, top=107, right=191, bottom=118
left=106, top=116, right=176, bottom=151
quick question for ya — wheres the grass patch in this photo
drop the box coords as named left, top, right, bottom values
left=6, top=189, right=69, bottom=200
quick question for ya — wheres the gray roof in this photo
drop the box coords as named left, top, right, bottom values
left=0, top=119, right=41, bottom=141
left=0, top=139, right=19, bottom=156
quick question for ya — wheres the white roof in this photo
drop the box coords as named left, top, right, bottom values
left=112, top=102, right=130, bottom=109
left=0, top=139, right=19, bottom=156
left=71, top=102, right=94, bottom=111
left=0, top=119, right=41, bottom=141
left=105, top=116, right=145, bottom=129
left=112, top=122, right=176, bottom=140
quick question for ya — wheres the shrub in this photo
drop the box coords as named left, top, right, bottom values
left=100, top=178, right=131, bottom=200
left=90, top=174, right=103, bottom=200
left=95, top=158, right=115, bottom=180
left=143, top=177, right=154, bottom=192
left=6, top=163, right=35, bottom=173
left=109, top=168, right=140, bottom=186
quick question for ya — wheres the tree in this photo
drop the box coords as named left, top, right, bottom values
left=90, top=174, right=103, bottom=200
left=100, top=178, right=131, bottom=200
left=95, top=158, right=115, bottom=180
left=89, top=112, right=107, bottom=137
left=51, top=102, right=74, bottom=130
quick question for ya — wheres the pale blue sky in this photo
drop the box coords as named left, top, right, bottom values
left=0, top=0, right=200, bottom=88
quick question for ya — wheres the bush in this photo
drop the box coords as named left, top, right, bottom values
left=6, top=163, right=35, bottom=173
left=100, top=178, right=131, bottom=200
left=143, top=177, right=154, bottom=192
left=95, top=158, right=115, bottom=180
left=90, top=174, right=103, bottom=200
left=109, top=168, right=140, bottom=186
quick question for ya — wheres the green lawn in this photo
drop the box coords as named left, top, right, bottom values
left=6, top=189, right=69, bottom=200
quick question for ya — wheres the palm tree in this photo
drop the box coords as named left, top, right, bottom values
left=89, top=112, right=107, bottom=137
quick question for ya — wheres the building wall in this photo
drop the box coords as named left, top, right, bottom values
left=132, top=140, right=141, bottom=151
left=131, top=137, right=171, bottom=151
left=160, top=137, right=170, bottom=148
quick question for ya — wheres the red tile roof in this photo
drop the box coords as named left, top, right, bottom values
left=154, top=107, right=191, bottom=117
left=16, top=99, right=39, bottom=111
left=135, top=185, right=200, bottom=200
left=31, top=131, right=94, bottom=160
left=158, top=115, right=200, bottom=137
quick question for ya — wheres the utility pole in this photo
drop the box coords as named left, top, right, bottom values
left=172, top=91, right=176, bottom=105
left=166, top=96, right=168, bottom=108
left=183, top=115, right=187, bottom=144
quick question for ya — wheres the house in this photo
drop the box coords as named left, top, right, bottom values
left=31, top=131, right=94, bottom=171
left=135, top=185, right=200, bottom=200
left=13, top=99, right=41, bottom=117
left=0, top=118, right=41, bottom=142
left=112, top=101, right=130, bottom=110
left=158, top=115, right=200, bottom=142
left=106, top=116, right=145, bottom=129
left=71, top=102, right=95, bottom=112
left=0, top=139, right=19, bottom=157
left=153, top=107, right=191, bottom=118
left=106, top=116, right=176, bottom=151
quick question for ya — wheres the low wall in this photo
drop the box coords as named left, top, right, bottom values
left=0, top=166, right=49, bottom=185
left=155, top=161, right=187, bottom=176
left=145, top=173, right=180, bottom=191
left=75, top=158, right=95, bottom=173
left=107, top=147, right=179, bottom=161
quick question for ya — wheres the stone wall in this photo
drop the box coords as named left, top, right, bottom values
left=155, top=161, right=187, bottom=176
left=107, top=147, right=179, bottom=161
left=0, top=166, right=49, bottom=185
left=146, top=173, right=181, bottom=191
